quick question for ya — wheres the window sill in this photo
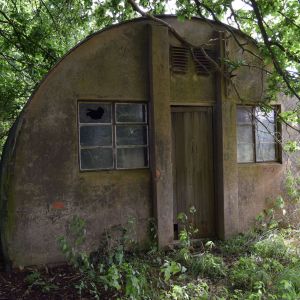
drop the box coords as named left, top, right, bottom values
left=79, top=167, right=150, bottom=173
left=237, top=161, right=282, bottom=166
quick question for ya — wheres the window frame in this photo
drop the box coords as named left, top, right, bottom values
left=236, top=105, right=281, bottom=164
left=78, top=101, right=149, bottom=171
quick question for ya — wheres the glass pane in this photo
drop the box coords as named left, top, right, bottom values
left=256, top=143, right=276, bottom=162
left=237, top=107, right=253, bottom=124
left=80, top=125, right=112, bottom=147
left=117, top=147, right=148, bottom=168
left=256, top=122, right=275, bottom=143
left=116, top=125, right=147, bottom=145
left=237, top=125, right=253, bottom=143
left=116, top=103, right=147, bottom=123
left=79, top=103, right=112, bottom=123
left=255, top=107, right=275, bottom=123
left=237, top=143, right=254, bottom=163
left=81, top=148, right=113, bottom=170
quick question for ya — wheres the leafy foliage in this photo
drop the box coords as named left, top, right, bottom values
left=25, top=270, right=58, bottom=293
left=54, top=213, right=300, bottom=299
left=0, top=0, right=96, bottom=153
left=229, top=256, right=271, bottom=290
left=252, top=234, right=289, bottom=260
left=190, top=253, right=227, bottom=279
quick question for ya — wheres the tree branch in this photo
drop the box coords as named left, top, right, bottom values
left=249, top=0, right=300, bottom=101
left=127, top=0, right=221, bottom=73
left=127, top=0, right=269, bottom=104
left=194, top=0, right=263, bottom=61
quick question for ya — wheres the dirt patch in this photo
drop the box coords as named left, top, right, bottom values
left=0, top=264, right=116, bottom=299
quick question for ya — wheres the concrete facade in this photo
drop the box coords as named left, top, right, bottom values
left=0, top=16, right=296, bottom=268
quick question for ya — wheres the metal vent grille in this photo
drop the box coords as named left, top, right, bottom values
left=193, top=48, right=216, bottom=75
left=170, top=46, right=189, bottom=74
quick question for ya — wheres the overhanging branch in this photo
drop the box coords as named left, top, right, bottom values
left=249, top=0, right=300, bottom=101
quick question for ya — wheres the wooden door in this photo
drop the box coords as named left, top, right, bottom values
left=172, top=106, right=215, bottom=238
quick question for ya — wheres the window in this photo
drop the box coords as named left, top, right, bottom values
left=78, top=102, right=149, bottom=170
left=237, top=106, right=279, bottom=163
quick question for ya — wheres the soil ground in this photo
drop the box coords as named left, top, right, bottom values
left=0, top=264, right=114, bottom=300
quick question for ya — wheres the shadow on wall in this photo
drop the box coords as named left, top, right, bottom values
left=0, top=238, right=4, bottom=271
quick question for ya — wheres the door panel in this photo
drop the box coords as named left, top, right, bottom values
left=172, top=107, right=215, bottom=238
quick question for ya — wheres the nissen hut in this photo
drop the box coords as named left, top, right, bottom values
left=0, top=16, right=295, bottom=268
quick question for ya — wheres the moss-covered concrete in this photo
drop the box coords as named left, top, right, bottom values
left=0, top=16, right=297, bottom=267
left=150, top=24, right=174, bottom=247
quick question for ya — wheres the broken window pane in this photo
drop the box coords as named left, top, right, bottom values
left=116, top=103, right=147, bottom=123
left=80, top=125, right=112, bottom=147
left=116, top=125, right=147, bottom=146
left=79, top=103, right=112, bottom=123
left=81, top=147, right=113, bottom=170
left=237, top=143, right=254, bottom=163
left=256, top=143, right=276, bottom=162
left=117, top=147, right=148, bottom=168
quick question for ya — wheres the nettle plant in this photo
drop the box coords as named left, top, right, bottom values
left=58, top=216, right=150, bottom=299
left=177, top=206, right=199, bottom=262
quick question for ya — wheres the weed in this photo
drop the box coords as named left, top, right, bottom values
left=25, top=271, right=58, bottom=293
left=276, top=279, right=300, bottom=300
left=56, top=214, right=300, bottom=299
left=229, top=256, right=270, bottom=290
left=285, top=171, right=300, bottom=204
left=219, top=231, right=256, bottom=256
left=252, top=234, right=289, bottom=260
left=177, top=207, right=199, bottom=262
left=190, top=253, right=227, bottom=279
left=262, top=258, right=284, bottom=274
left=161, top=280, right=210, bottom=300
left=160, top=260, right=186, bottom=281
left=58, top=215, right=156, bottom=299
left=275, top=263, right=300, bottom=293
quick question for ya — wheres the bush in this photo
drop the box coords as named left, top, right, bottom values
left=252, top=235, right=289, bottom=260
left=275, top=263, right=300, bottom=293
left=190, top=253, right=227, bottom=279
left=229, top=256, right=270, bottom=290
left=219, top=232, right=257, bottom=256
left=262, top=258, right=284, bottom=274
left=275, top=280, right=300, bottom=300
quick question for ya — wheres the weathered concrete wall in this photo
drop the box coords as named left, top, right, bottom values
left=3, top=21, right=152, bottom=267
left=281, top=96, right=300, bottom=226
left=214, top=31, right=239, bottom=239
left=226, top=33, right=267, bottom=103
left=236, top=94, right=298, bottom=232
left=150, top=24, right=174, bottom=247
left=237, top=95, right=300, bottom=231
left=168, top=20, right=217, bottom=104
left=224, top=32, right=288, bottom=232
left=238, top=164, right=284, bottom=231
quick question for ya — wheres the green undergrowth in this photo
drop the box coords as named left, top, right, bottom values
left=24, top=213, right=300, bottom=299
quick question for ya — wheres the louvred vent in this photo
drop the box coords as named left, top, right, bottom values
left=170, top=46, right=189, bottom=74
left=193, top=48, right=216, bottom=75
